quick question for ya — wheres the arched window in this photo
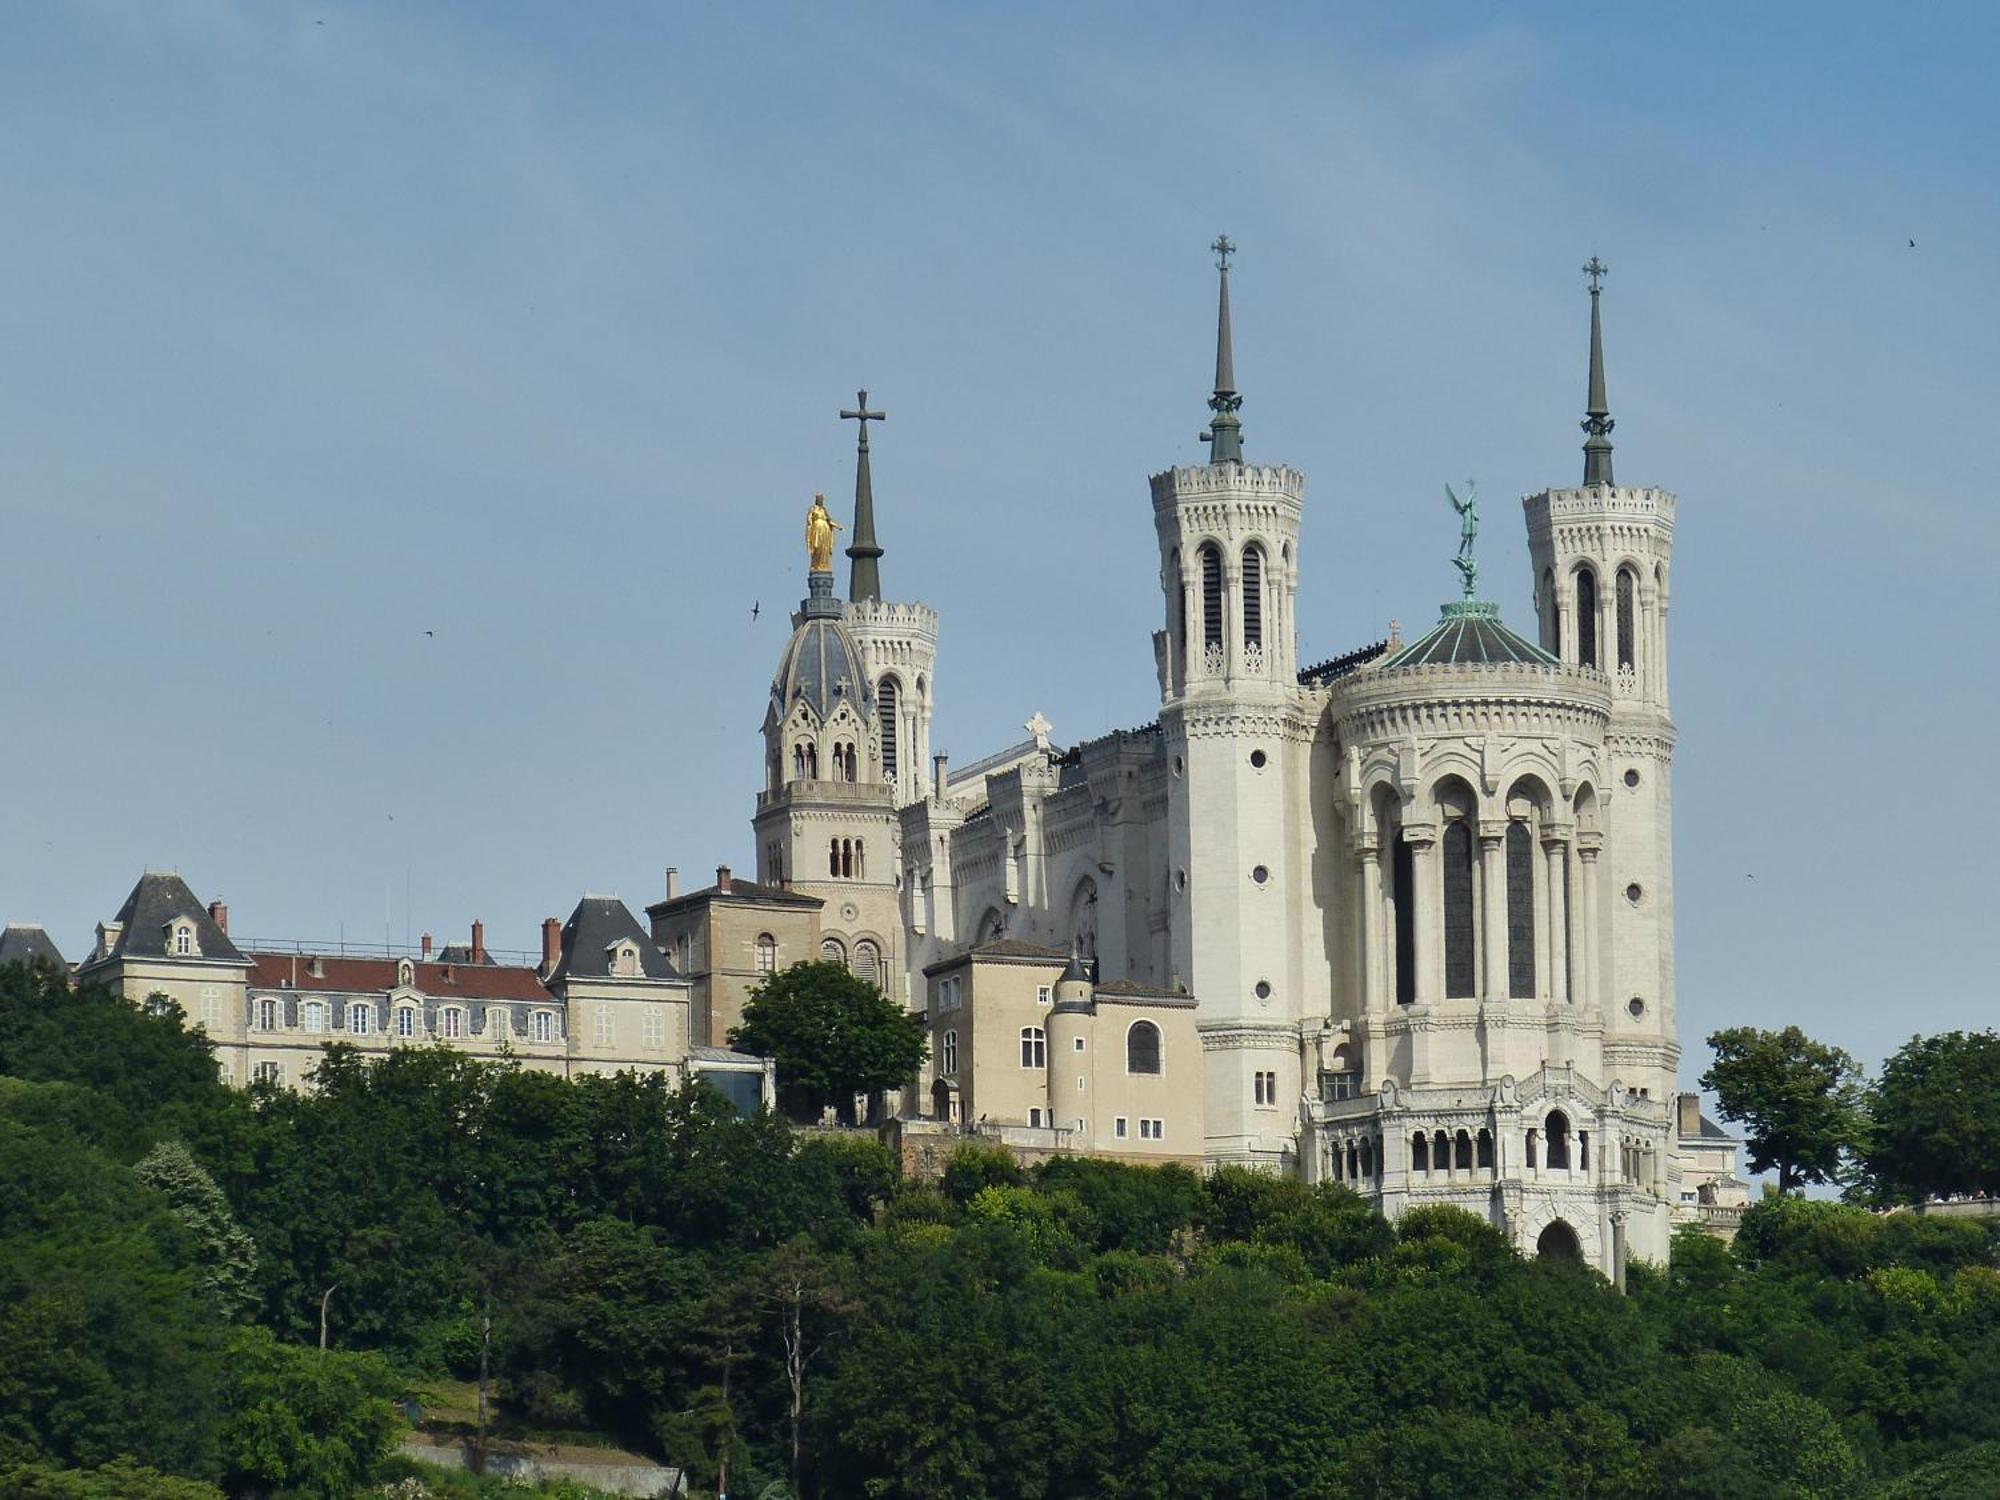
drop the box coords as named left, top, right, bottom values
left=1476, top=1127, right=1494, bottom=1169
left=1455, top=1130, right=1474, bottom=1170
left=1346, top=1141, right=1359, bottom=1180
left=1541, top=566, right=1557, bottom=651
left=1199, top=544, right=1224, bottom=654
left=855, top=840, right=865, bottom=880
left=820, top=937, right=846, bottom=967
left=794, top=743, right=807, bottom=780
left=1126, top=1020, right=1162, bottom=1075
left=1525, top=1128, right=1539, bottom=1170
left=756, top=933, right=778, bottom=975
left=1442, top=820, right=1476, bottom=998
left=1241, top=544, right=1264, bottom=650
left=1392, top=836, right=1416, bottom=1005
left=1616, top=567, right=1637, bottom=671
left=878, top=676, right=900, bottom=782
left=1506, top=821, right=1537, bottom=998
left=1576, top=566, right=1599, bottom=668
left=853, top=939, right=880, bottom=987
left=1434, top=1130, right=1450, bottom=1172
left=845, top=743, right=858, bottom=782
left=302, top=1000, right=326, bottom=1033
left=840, top=839, right=853, bottom=878
left=829, top=838, right=841, bottom=878
left=1578, top=1130, right=1590, bottom=1171
left=1020, top=1026, right=1046, bottom=1068
left=1171, top=549, right=1186, bottom=675
left=1359, top=1137, right=1374, bottom=1177
left=1546, top=1111, right=1572, bottom=1170
left=1412, top=1133, right=1430, bottom=1172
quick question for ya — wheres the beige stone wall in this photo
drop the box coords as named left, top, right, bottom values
left=650, top=897, right=819, bottom=1048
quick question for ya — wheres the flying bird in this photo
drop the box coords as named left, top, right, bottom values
left=751, top=601, right=761, bottom=621
left=424, top=630, right=434, bottom=637
left=1909, top=239, right=1917, bottom=248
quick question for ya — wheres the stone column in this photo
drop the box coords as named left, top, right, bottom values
left=1542, top=829, right=1570, bottom=1005
left=1479, top=821, right=1507, bottom=1002
left=1557, top=580, right=1575, bottom=663
left=1358, top=838, right=1384, bottom=1013
left=1577, top=838, right=1603, bottom=1013
left=1405, top=824, right=1439, bottom=1005
left=1611, top=1211, right=1629, bottom=1293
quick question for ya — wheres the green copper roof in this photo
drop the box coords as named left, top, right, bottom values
left=1379, top=600, right=1558, bottom=669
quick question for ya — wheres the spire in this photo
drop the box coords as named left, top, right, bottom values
left=1581, top=256, right=1615, bottom=488
left=840, top=390, right=887, bottom=602
left=1201, top=235, right=1243, bottom=465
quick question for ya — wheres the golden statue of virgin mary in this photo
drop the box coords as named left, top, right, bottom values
left=805, top=492, right=842, bottom=573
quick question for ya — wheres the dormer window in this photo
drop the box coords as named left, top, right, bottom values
left=172, top=923, right=195, bottom=957
left=608, top=941, right=640, bottom=978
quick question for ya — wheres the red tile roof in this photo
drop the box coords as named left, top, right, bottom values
left=247, top=953, right=554, bottom=1003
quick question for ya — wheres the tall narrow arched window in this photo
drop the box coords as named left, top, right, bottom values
left=1199, top=544, right=1224, bottom=654
left=1546, top=1111, right=1572, bottom=1170
left=1412, top=1133, right=1429, bottom=1172
left=1616, top=567, right=1637, bottom=671
left=1171, top=549, right=1186, bottom=673
left=855, top=840, right=865, bottom=879
left=1506, top=821, right=1537, bottom=997
left=1576, top=566, right=1599, bottom=668
left=1442, top=820, right=1476, bottom=998
left=829, top=839, right=840, bottom=878
left=820, top=936, right=846, bottom=967
left=1126, top=1020, right=1162, bottom=1075
left=1392, top=837, right=1416, bottom=1005
left=1241, top=544, right=1264, bottom=651
left=852, top=939, right=880, bottom=987
left=756, top=933, right=778, bottom=975
left=1541, top=566, right=1557, bottom=651
left=878, top=676, right=900, bottom=783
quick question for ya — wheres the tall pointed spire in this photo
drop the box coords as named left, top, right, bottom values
left=840, top=389, right=887, bottom=602
left=1201, top=235, right=1243, bottom=465
left=1581, top=256, right=1615, bottom=488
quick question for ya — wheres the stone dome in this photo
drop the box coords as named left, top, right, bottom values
left=771, top=573, right=873, bottom=721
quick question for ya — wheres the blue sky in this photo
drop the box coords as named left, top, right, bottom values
left=1, top=2, right=1994, bottom=1083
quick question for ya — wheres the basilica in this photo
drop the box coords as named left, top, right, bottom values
left=745, top=247, right=1687, bottom=1275
left=5, top=246, right=1720, bottom=1280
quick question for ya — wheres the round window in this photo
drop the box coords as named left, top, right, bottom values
left=1628, top=996, right=1645, bottom=1019
left=1174, top=869, right=1188, bottom=893
left=1623, top=769, right=1641, bottom=788
left=1625, top=883, right=1642, bottom=905
left=1172, top=755, right=1185, bottom=777
left=1254, top=980, right=1272, bottom=1001
left=1249, top=749, right=1268, bottom=769
left=1251, top=865, right=1270, bottom=886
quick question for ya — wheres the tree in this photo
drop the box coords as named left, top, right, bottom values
left=214, top=1326, right=403, bottom=1500
left=729, top=962, right=927, bottom=1125
left=1700, top=1026, right=1865, bottom=1194
left=133, top=1140, right=260, bottom=1321
left=1862, top=1029, right=2000, bottom=1204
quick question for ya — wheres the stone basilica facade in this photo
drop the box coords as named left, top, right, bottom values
left=758, top=250, right=1683, bottom=1274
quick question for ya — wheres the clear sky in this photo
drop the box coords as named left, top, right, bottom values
left=2, top=2, right=1994, bottom=1084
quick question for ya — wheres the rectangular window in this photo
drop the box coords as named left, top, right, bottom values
left=1319, top=1070, right=1360, bottom=1102
left=1139, top=1118, right=1163, bottom=1141
left=199, top=986, right=221, bottom=1031
left=942, top=1029, right=958, bottom=1076
left=253, top=1061, right=282, bottom=1087
left=256, top=997, right=279, bottom=1031
left=1077, top=1075, right=1086, bottom=1092
left=1073, top=1036, right=1085, bottom=1052
left=441, top=1008, right=463, bottom=1040
left=533, top=1011, right=554, bottom=1043
left=594, top=1007, right=614, bottom=1047
left=1036, top=985, right=1052, bottom=1005
left=1254, top=1070, right=1279, bottom=1106
left=1115, top=1117, right=1128, bottom=1139
left=174, top=928, right=192, bottom=956
left=642, top=1007, right=665, bottom=1050
left=396, top=1007, right=416, bottom=1038
left=302, top=1001, right=326, bottom=1033
left=349, top=1004, right=374, bottom=1036
left=1029, top=1108, right=1043, bottom=1128
left=1020, top=1027, right=1046, bottom=1068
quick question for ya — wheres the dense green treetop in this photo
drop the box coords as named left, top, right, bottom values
left=1702, top=1025, right=1868, bottom=1193
left=729, top=960, right=927, bottom=1124
left=1862, top=1029, right=2000, bottom=1205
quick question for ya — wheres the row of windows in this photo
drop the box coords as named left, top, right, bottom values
left=249, top=998, right=667, bottom=1050
left=1181, top=542, right=1272, bottom=654
left=935, top=1020, right=1165, bottom=1079
left=1546, top=562, right=1649, bottom=673
left=819, top=936, right=882, bottom=986
left=1119, top=1117, right=1165, bottom=1141
left=829, top=838, right=867, bottom=879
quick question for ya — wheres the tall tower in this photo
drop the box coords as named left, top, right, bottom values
left=1523, top=259, right=1680, bottom=1106
left=1152, top=238, right=1311, bottom=1168
left=754, top=496, right=906, bottom=1004
left=837, top=390, right=941, bottom=810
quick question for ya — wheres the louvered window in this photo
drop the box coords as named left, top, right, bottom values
left=1442, top=821, right=1476, bottom=998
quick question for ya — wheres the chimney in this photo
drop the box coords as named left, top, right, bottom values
left=1677, top=1092, right=1702, bottom=1138
left=470, top=919, right=486, bottom=964
left=716, top=864, right=732, bottom=892
left=665, top=867, right=680, bottom=900
left=420, top=932, right=433, bottom=960
left=934, top=753, right=949, bottom=801
left=541, top=917, right=562, bottom=973
left=206, top=898, right=229, bottom=935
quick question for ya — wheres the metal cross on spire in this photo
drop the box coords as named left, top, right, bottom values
left=1583, top=255, right=1608, bottom=292
left=1580, top=258, right=1615, bottom=487
left=1212, top=234, right=1236, bottom=272
left=840, top=389, right=888, bottom=603
left=1202, top=235, right=1244, bottom=464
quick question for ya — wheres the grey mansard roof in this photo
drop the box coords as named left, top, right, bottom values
left=1377, top=600, right=1558, bottom=670
left=83, top=872, right=246, bottom=967
left=772, top=573, right=873, bottom=723
left=0, top=924, right=66, bottom=971
left=546, top=895, right=677, bottom=985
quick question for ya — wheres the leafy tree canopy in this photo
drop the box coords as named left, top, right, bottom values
left=1863, top=1029, right=2000, bottom=1205
left=729, top=961, right=927, bottom=1123
left=1701, top=1025, right=1866, bottom=1193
